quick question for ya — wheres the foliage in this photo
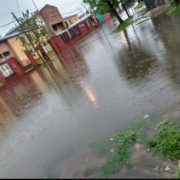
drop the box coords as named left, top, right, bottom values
left=166, top=2, right=180, bottom=15
left=147, top=117, right=180, bottom=161
left=134, top=2, right=144, bottom=10
left=115, top=17, right=132, bottom=32
left=18, top=10, right=49, bottom=50
left=99, top=121, right=145, bottom=177
left=83, top=0, right=134, bottom=23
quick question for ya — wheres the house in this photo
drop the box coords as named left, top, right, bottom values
left=35, top=4, right=66, bottom=35
left=63, top=14, right=80, bottom=28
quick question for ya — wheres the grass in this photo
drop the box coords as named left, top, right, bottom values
left=147, top=117, right=180, bottom=161
left=166, top=2, right=180, bottom=15
left=134, top=2, right=145, bottom=10
left=98, top=121, right=146, bottom=177
left=91, top=105, right=178, bottom=178
left=115, top=17, right=132, bottom=32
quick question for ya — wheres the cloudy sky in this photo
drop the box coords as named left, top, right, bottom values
left=0, top=0, right=85, bottom=36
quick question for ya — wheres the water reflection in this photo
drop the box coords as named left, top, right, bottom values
left=114, top=28, right=158, bottom=85
left=151, top=15, right=180, bottom=85
left=0, top=46, right=91, bottom=124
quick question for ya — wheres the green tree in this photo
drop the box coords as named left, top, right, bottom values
left=18, top=10, right=49, bottom=50
left=83, top=0, right=124, bottom=23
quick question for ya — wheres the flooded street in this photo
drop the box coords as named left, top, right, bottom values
left=0, top=14, right=180, bottom=178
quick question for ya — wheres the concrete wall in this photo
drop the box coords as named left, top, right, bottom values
left=0, top=42, right=13, bottom=63
left=7, top=37, right=31, bottom=67
left=64, top=15, right=80, bottom=27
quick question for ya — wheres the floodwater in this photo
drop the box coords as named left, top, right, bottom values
left=0, top=13, right=180, bottom=178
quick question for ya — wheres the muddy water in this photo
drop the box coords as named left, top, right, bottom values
left=0, top=14, right=180, bottom=178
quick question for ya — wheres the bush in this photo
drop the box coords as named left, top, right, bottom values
left=147, top=118, right=180, bottom=160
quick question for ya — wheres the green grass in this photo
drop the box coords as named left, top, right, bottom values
left=134, top=2, right=145, bottom=10
left=115, top=17, right=132, bottom=32
left=98, top=121, right=146, bottom=177
left=147, top=117, right=180, bottom=161
left=166, top=3, right=180, bottom=15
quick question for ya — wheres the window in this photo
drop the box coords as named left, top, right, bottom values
left=0, top=63, right=14, bottom=78
left=3, top=51, right=10, bottom=57
left=52, top=24, right=58, bottom=31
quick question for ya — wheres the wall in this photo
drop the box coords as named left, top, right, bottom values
left=64, top=15, right=80, bottom=27
left=7, top=37, right=31, bottom=67
left=40, top=5, right=65, bottom=33
left=0, top=42, right=13, bottom=63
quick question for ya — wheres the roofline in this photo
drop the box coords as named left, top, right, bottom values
left=63, top=14, right=78, bottom=19
left=40, top=4, right=58, bottom=12
left=59, top=14, right=92, bottom=35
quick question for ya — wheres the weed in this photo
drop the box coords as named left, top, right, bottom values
left=147, top=118, right=180, bottom=160
left=99, top=121, right=145, bottom=177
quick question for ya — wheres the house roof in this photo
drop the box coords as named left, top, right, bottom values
left=0, top=31, right=20, bottom=42
left=63, top=14, right=78, bottom=20
left=40, top=4, right=58, bottom=12
left=59, top=14, right=91, bottom=35
left=5, top=26, right=18, bottom=36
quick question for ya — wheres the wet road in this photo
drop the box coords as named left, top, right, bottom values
left=0, top=14, right=180, bottom=178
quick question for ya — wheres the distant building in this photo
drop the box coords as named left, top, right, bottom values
left=35, top=4, right=66, bottom=35
left=63, top=14, right=80, bottom=28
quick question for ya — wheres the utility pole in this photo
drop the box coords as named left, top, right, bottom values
left=11, top=12, right=46, bottom=65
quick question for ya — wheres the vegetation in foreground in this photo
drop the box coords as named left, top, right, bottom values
left=93, top=107, right=180, bottom=178
left=166, top=2, right=180, bottom=15
left=99, top=121, right=146, bottom=177
left=147, top=117, right=180, bottom=161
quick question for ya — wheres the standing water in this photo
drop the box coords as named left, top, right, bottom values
left=0, top=14, right=180, bottom=178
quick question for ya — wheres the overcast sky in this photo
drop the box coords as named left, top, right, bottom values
left=0, top=0, right=85, bottom=36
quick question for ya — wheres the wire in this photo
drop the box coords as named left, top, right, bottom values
left=0, top=11, right=20, bottom=17
left=0, top=21, right=16, bottom=29
left=16, top=0, right=21, bottom=16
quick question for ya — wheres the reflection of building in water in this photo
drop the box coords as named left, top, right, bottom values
left=0, top=70, right=51, bottom=124
left=80, top=82, right=98, bottom=108
left=0, top=95, right=15, bottom=125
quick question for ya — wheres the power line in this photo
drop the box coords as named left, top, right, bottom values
left=16, top=0, right=21, bottom=16
left=0, top=21, right=16, bottom=29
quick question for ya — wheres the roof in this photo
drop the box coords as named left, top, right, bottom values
left=5, top=26, right=18, bottom=36
left=59, top=14, right=92, bottom=35
left=63, top=14, right=78, bottom=20
left=40, top=4, right=58, bottom=12
left=0, top=31, right=20, bottom=42
left=68, top=14, right=91, bottom=29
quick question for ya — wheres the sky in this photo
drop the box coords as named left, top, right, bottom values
left=0, top=0, right=85, bottom=36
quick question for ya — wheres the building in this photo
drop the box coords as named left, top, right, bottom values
left=63, top=14, right=80, bottom=28
left=35, top=4, right=66, bottom=35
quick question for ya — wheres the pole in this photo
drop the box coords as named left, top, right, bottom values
left=11, top=12, right=46, bottom=65
left=32, top=0, right=54, bottom=37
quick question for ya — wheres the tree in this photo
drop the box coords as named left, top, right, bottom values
left=83, top=0, right=124, bottom=23
left=18, top=10, right=49, bottom=51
